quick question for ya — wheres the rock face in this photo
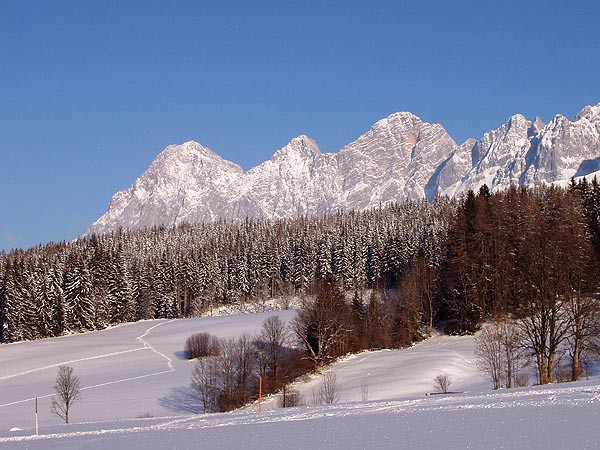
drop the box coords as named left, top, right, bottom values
left=438, top=104, right=600, bottom=198
left=88, top=103, right=600, bottom=234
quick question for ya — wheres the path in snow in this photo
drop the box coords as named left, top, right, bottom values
left=0, top=319, right=177, bottom=410
left=0, top=311, right=296, bottom=430
left=2, top=312, right=487, bottom=434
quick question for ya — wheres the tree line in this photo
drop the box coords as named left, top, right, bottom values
left=2, top=181, right=600, bottom=385
left=442, top=181, right=600, bottom=384
left=0, top=199, right=450, bottom=343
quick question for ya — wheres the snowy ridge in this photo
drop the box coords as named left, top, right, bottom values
left=88, top=103, right=600, bottom=234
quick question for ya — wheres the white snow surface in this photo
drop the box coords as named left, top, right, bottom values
left=0, top=311, right=296, bottom=430
left=1, top=313, right=599, bottom=449
left=257, top=333, right=486, bottom=410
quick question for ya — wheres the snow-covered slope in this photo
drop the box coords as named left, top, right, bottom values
left=258, top=333, right=485, bottom=410
left=2, top=364, right=600, bottom=449
left=0, top=312, right=487, bottom=432
left=0, top=311, right=296, bottom=430
left=2, top=313, right=599, bottom=449
left=88, top=103, right=600, bottom=234
left=4, top=383, right=600, bottom=450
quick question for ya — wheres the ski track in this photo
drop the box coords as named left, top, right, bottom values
left=0, top=348, right=148, bottom=382
left=135, top=319, right=176, bottom=371
left=0, top=319, right=177, bottom=409
left=2, top=382, right=598, bottom=445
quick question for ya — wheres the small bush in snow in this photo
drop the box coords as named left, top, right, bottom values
left=278, top=384, right=303, bottom=408
left=433, top=373, right=452, bottom=394
left=319, top=371, right=340, bottom=404
left=185, top=332, right=221, bottom=359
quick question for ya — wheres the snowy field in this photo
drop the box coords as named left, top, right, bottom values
left=1, top=312, right=599, bottom=449
left=0, top=311, right=297, bottom=430
left=259, top=332, right=487, bottom=410
left=2, top=380, right=599, bottom=449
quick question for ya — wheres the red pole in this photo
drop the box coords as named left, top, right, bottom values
left=258, top=376, right=262, bottom=413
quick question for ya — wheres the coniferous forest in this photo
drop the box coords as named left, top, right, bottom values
left=2, top=181, right=600, bottom=387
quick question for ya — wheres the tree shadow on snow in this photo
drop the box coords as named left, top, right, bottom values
left=173, top=350, right=189, bottom=360
left=158, top=386, right=201, bottom=414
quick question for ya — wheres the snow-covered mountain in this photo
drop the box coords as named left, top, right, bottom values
left=439, top=104, right=600, bottom=197
left=88, top=103, right=600, bottom=234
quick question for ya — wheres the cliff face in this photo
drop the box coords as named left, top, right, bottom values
left=438, top=104, right=600, bottom=198
left=88, top=103, right=600, bottom=235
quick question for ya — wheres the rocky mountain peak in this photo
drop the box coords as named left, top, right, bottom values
left=377, top=111, right=422, bottom=126
left=88, top=103, right=600, bottom=235
left=367, top=112, right=423, bottom=142
left=156, top=140, right=243, bottom=174
left=507, top=114, right=531, bottom=129
left=269, top=135, right=321, bottom=162
left=575, top=103, right=600, bottom=124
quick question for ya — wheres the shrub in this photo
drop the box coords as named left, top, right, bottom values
left=319, top=371, right=340, bottom=404
left=433, top=373, right=452, bottom=394
left=185, top=332, right=221, bottom=359
left=278, top=384, right=303, bottom=408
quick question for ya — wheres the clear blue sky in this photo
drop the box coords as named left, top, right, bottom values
left=1, top=1, right=599, bottom=251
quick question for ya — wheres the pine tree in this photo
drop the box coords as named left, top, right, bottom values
left=37, top=266, right=55, bottom=338
left=63, top=255, right=95, bottom=331
left=48, top=262, right=66, bottom=336
left=0, top=261, right=8, bottom=343
left=2, top=260, right=23, bottom=342
left=107, top=247, right=134, bottom=324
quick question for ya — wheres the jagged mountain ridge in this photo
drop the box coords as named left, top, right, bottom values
left=88, top=103, right=600, bottom=234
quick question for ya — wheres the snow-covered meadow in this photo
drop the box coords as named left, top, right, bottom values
left=0, top=311, right=297, bottom=430
left=1, top=311, right=599, bottom=449
left=2, top=380, right=599, bottom=450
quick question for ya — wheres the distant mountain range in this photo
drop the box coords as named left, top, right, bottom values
left=88, top=103, right=600, bottom=235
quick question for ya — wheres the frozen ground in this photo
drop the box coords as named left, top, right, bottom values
left=1, top=312, right=599, bottom=449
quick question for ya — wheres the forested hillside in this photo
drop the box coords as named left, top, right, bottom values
left=0, top=199, right=450, bottom=343
left=2, top=180, right=600, bottom=369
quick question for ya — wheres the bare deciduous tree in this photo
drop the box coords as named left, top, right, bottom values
left=50, top=365, right=81, bottom=424
left=191, top=357, right=220, bottom=413
left=474, top=319, right=530, bottom=390
left=498, top=320, right=526, bottom=388
left=185, top=332, right=220, bottom=359
left=258, top=315, right=288, bottom=389
left=361, top=378, right=369, bottom=402
left=278, top=383, right=303, bottom=408
left=319, top=371, right=340, bottom=404
left=433, top=373, right=451, bottom=394
left=475, top=324, right=504, bottom=390
left=232, top=334, right=255, bottom=405
left=564, top=294, right=600, bottom=381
